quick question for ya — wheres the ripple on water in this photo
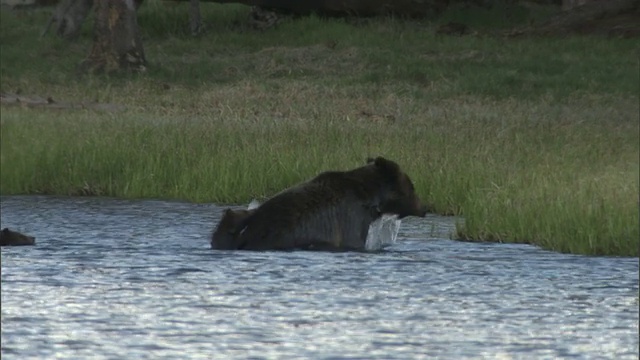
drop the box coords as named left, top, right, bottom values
left=1, top=195, right=639, bottom=360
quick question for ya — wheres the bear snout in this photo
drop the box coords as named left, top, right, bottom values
left=409, top=199, right=428, bottom=218
left=410, top=197, right=428, bottom=218
left=414, top=204, right=427, bottom=217
left=417, top=204, right=428, bottom=217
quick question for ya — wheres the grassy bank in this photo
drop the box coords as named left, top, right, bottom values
left=1, top=2, right=638, bottom=256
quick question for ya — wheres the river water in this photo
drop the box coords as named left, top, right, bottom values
left=1, top=196, right=638, bottom=359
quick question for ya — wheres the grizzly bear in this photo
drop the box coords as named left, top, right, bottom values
left=212, top=204, right=403, bottom=251
left=210, top=156, right=427, bottom=251
left=0, top=228, right=36, bottom=246
left=210, top=208, right=255, bottom=250
left=210, top=199, right=261, bottom=249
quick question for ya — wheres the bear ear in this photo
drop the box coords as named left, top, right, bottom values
left=370, top=156, right=400, bottom=178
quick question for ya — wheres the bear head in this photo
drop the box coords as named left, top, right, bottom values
left=367, top=157, right=428, bottom=219
left=210, top=208, right=254, bottom=250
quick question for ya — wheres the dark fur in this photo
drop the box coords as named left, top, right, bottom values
left=211, top=208, right=255, bottom=250
left=0, top=228, right=36, bottom=246
left=210, top=157, right=427, bottom=251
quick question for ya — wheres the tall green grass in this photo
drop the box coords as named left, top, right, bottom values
left=1, top=2, right=638, bottom=256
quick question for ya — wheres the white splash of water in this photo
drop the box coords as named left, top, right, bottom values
left=245, top=200, right=401, bottom=251
left=365, top=214, right=401, bottom=251
left=247, top=199, right=261, bottom=210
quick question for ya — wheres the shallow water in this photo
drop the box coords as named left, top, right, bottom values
left=1, top=195, right=638, bottom=360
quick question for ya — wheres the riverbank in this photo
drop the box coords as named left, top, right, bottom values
left=1, top=3, right=638, bottom=256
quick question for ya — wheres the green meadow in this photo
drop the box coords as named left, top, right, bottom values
left=1, top=1, right=638, bottom=256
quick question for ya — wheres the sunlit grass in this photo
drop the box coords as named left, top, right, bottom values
left=1, top=2, right=638, bottom=256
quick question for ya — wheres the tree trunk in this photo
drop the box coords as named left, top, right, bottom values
left=189, top=0, right=204, bottom=35
left=80, top=0, right=146, bottom=73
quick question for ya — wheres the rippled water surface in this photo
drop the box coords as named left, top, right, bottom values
left=1, top=196, right=638, bottom=359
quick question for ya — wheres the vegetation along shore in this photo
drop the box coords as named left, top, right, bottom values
left=1, top=1, right=638, bottom=256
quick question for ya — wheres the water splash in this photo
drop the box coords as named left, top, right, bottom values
left=247, top=199, right=261, bottom=210
left=365, top=214, right=401, bottom=251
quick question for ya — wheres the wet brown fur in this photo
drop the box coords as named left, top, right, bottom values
left=210, top=157, right=427, bottom=251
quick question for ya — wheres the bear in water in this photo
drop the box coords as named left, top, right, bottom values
left=210, top=156, right=427, bottom=251
left=210, top=199, right=260, bottom=250
left=210, top=208, right=255, bottom=250
left=0, top=228, right=36, bottom=246
left=212, top=204, right=402, bottom=251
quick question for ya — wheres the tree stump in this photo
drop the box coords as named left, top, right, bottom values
left=80, top=0, right=146, bottom=73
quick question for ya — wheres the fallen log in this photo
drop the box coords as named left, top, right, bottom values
left=0, top=93, right=126, bottom=112
left=41, top=0, right=452, bottom=40
left=178, top=0, right=451, bottom=18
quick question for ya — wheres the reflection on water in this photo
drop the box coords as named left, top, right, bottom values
left=1, top=196, right=638, bottom=359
